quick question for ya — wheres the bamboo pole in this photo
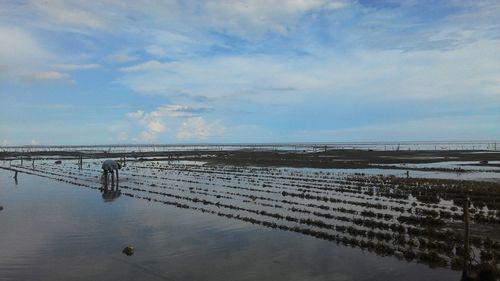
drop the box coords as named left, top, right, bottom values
left=462, top=198, right=470, bottom=280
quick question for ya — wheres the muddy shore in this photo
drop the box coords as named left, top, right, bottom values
left=1, top=149, right=498, bottom=169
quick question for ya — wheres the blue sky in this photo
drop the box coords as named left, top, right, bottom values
left=1, top=0, right=499, bottom=145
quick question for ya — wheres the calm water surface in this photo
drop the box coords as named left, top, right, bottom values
left=0, top=169, right=459, bottom=281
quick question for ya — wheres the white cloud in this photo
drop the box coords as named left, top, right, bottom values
left=25, top=71, right=74, bottom=83
left=13, top=0, right=350, bottom=39
left=54, top=63, right=100, bottom=70
left=2, top=1, right=500, bottom=144
left=145, top=45, right=167, bottom=57
left=126, top=104, right=208, bottom=120
left=120, top=60, right=176, bottom=73
left=325, top=1, right=350, bottom=9
left=126, top=104, right=221, bottom=142
left=116, top=55, right=320, bottom=103
left=118, top=131, right=128, bottom=141
left=141, top=30, right=203, bottom=57
left=126, top=107, right=171, bottom=142
left=33, top=71, right=67, bottom=80
left=126, top=110, right=145, bottom=120
left=176, top=117, right=224, bottom=140
left=106, top=53, right=138, bottom=63
left=117, top=37, right=500, bottom=106
left=138, top=131, right=157, bottom=142
left=199, top=0, right=350, bottom=36
left=147, top=120, right=166, bottom=134
left=0, top=26, right=52, bottom=71
left=32, top=0, right=107, bottom=29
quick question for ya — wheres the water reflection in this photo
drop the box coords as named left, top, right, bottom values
left=100, top=173, right=121, bottom=202
left=0, top=169, right=461, bottom=281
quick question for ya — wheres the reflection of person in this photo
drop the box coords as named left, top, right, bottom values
left=101, top=185, right=121, bottom=202
left=102, top=160, right=121, bottom=186
left=101, top=162, right=121, bottom=202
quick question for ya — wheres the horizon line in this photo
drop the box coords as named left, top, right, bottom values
left=2, top=140, right=500, bottom=148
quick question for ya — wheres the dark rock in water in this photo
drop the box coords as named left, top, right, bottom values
left=476, top=263, right=496, bottom=281
left=54, top=160, right=62, bottom=164
left=480, top=160, right=488, bottom=165
left=122, top=246, right=134, bottom=256
left=0, top=206, right=3, bottom=211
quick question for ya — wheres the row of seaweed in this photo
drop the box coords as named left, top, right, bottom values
left=36, top=161, right=500, bottom=227
left=7, top=162, right=500, bottom=271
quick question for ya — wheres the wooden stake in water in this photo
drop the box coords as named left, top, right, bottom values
left=78, top=154, right=83, bottom=169
left=462, top=198, right=470, bottom=280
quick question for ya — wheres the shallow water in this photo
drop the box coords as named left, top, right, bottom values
left=382, top=161, right=500, bottom=171
left=276, top=165, right=500, bottom=182
left=0, top=168, right=460, bottom=281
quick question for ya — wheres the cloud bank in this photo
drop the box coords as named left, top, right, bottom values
left=1, top=0, right=499, bottom=144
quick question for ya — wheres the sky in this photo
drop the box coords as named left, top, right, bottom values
left=1, top=0, right=499, bottom=145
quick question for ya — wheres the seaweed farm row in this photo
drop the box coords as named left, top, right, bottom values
left=2, top=159, right=500, bottom=270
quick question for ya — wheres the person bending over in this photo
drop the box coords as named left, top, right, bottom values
left=102, top=159, right=122, bottom=185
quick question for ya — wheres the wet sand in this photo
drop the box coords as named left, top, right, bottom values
left=2, top=148, right=499, bottom=168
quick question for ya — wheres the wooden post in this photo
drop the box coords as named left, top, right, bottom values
left=462, top=198, right=470, bottom=280
left=13, top=171, right=18, bottom=179
left=78, top=154, right=83, bottom=169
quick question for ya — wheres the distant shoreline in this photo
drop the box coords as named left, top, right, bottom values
left=1, top=148, right=498, bottom=170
